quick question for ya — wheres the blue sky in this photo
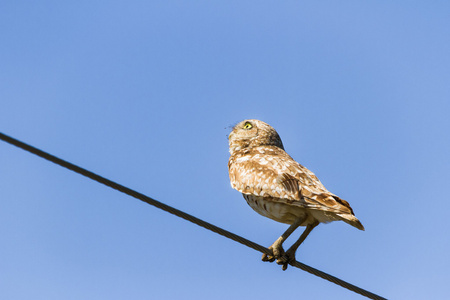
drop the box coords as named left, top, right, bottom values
left=1, top=1, right=449, bottom=299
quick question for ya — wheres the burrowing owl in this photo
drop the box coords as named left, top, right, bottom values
left=228, top=119, right=364, bottom=270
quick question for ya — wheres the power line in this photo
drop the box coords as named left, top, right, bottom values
left=0, top=132, right=387, bottom=300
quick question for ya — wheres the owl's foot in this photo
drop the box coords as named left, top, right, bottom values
left=276, top=249, right=296, bottom=271
left=275, top=221, right=319, bottom=270
left=262, top=244, right=285, bottom=262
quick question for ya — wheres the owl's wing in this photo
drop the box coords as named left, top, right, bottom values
left=228, top=148, right=354, bottom=215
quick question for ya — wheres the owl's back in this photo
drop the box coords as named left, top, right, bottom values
left=228, top=146, right=364, bottom=230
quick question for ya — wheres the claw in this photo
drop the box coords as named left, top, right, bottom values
left=276, top=256, right=287, bottom=270
left=276, top=250, right=295, bottom=271
left=262, top=244, right=284, bottom=262
left=261, top=253, right=275, bottom=262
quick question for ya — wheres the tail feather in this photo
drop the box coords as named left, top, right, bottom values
left=337, top=213, right=365, bottom=231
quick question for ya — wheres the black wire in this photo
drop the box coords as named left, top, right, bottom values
left=0, top=132, right=387, bottom=300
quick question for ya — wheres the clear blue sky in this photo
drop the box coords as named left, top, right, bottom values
left=1, top=1, right=449, bottom=299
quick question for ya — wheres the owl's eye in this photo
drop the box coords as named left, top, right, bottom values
left=243, top=122, right=253, bottom=129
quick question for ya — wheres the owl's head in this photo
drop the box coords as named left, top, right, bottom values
left=228, top=119, right=284, bottom=154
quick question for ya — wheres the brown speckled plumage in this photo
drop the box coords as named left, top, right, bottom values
left=228, top=119, right=363, bottom=270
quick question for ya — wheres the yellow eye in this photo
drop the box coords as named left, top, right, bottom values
left=243, top=122, right=253, bottom=129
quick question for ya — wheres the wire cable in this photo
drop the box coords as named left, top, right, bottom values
left=0, top=132, right=387, bottom=300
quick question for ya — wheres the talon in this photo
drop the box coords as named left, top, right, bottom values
left=262, top=245, right=284, bottom=263
left=276, top=251, right=295, bottom=271
left=276, top=255, right=288, bottom=266
left=261, top=253, right=275, bottom=262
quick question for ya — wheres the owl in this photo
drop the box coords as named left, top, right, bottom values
left=228, top=119, right=364, bottom=270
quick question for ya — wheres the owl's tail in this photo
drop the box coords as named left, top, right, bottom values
left=337, top=214, right=365, bottom=231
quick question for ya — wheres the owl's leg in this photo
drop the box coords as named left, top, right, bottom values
left=262, top=217, right=305, bottom=262
left=277, top=220, right=319, bottom=271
